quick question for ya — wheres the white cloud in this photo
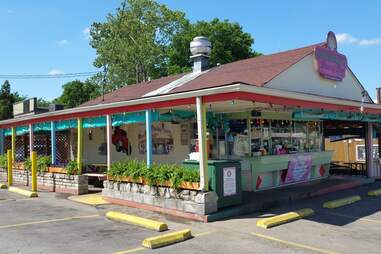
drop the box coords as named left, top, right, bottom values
left=57, top=39, right=69, bottom=45
left=336, top=33, right=381, bottom=46
left=7, top=10, right=13, bottom=14
left=83, top=27, right=90, bottom=40
left=48, top=69, right=64, bottom=75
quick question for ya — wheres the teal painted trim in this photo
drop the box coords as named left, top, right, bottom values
left=51, top=122, right=56, bottom=165
left=4, top=126, right=29, bottom=136
left=293, top=109, right=381, bottom=123
left=146, top=110, right=152, bottom=168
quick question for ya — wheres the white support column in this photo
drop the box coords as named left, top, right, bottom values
left=106, top=114, right=113, bottom=171
left=145, top=110, right=153, bottom=168
left=196, top=96, right=208, bottom=191
left=29, top=124, right=34, bottom=158
left=365, top=122, right=375, bottom=177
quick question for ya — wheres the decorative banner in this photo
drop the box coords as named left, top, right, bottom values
left=315, top=46, right=347, bottom=81
left=138, top=122, right=174, bottom=155
left=223, top=167, right=237, bottom=196
left=285, top=154, right=313, bottom=183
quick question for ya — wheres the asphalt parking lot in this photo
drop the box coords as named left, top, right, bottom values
left=1, top=181, right=381, bottom=254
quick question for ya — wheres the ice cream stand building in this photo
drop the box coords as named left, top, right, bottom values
left=0, top=32, right=380, bottom=220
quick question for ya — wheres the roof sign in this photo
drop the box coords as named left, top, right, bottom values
left=315, top=32, right=347, bottom=81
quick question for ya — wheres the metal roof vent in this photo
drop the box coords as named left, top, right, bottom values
left=190, top=36, right=211, bottom=73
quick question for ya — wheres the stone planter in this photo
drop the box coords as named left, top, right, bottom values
left=102, top=180, right=218, bottom=216
left=0, top=168, right=88, bottom=195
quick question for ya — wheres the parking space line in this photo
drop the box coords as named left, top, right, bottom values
left=318, top=211, right=381, bottom=224
left=193, top=231, right=214, bottom=237
left=113, top=247, right=145, bottom=254
left=0, top=214, right=99, bottom=229
left=251, top=233, right=339, bottom=254
left=112, top=230, right=213, bottom=254
left=368, top=198, right=381, bottom=203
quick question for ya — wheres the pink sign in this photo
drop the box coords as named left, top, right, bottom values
left=315, top=46, right=347, bottom=81
left=285, top=154, right=313, bottom=183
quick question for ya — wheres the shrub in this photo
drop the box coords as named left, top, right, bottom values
left=24, top=157, right=32, bottom=171
left=66, top=160, right=79, bottom=175
left=109, top=159, right=200, bottom=189
left=0, top=155, right=7, bottom=169
left=37, top=156, right=51, bottom=173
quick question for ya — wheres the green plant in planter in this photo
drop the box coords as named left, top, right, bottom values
left=0, top=155, right=7, bottom=169
left=23, top=157, right=32, bottom=171
left=66, top=160, right=79, bottom=175
left=109, top=159, right=200, bottom=190
left=37, top=156, right=51, bottom=173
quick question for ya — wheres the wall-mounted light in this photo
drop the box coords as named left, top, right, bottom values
left=88, top=129, right=93, bottom=140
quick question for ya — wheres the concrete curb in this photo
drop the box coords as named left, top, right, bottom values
left=368, top=189, right=381, bottom=196
left=323, top=195, right=361, bottom=209
left=0, top=183, right=7, bottom=189
left=103, top=196, right=206, bottom=222
left=8, top=186, right=38, bottom=198
left=105, top=211, right=168, bottom=232
left=256, top=208, right=314, bottom=229
left=142, top=229, right=192, bottom=249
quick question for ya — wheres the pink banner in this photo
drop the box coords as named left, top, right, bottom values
left=315, top=46, right=347, bottom=81
left=285, top=154, right=313, bottom=184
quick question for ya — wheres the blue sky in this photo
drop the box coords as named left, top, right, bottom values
left=1, top=0, right=380, bottom=100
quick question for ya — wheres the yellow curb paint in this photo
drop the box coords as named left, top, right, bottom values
left=368, top=189, right=381, bottom=196
left=0, top=183, right=7, bottom=189
left=256, top=208, right=314, bottom=229
left=68, top=194, right=109, bottom=206
left=113, top=247, right=145, bottom=254
left=252, top=233, right=340, bottom=254
left=106, top=211, right=168, bottom=232
left=323, top=195, right=361, bottom=209
left=0, top=214, right=99, bottom=229
left=8, top=186, right=38, bottom=198
left=142, top=229, right=192, bottom=249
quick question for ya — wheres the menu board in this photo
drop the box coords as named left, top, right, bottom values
left=223, top=167, right=237, bottom=196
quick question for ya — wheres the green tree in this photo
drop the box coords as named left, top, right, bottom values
left=168, top=18, right=261, bottom=74
left=0, top=80, right=25, bottom=120
left=89, top=0, right=186, bottom=90
left=54, top=80, right=100, bottom=108
left=37, top=98, right=51, bottom=108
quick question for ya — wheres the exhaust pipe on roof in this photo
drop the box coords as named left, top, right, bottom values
left=376, top=87, right=381, bottom=104
left=190, top=36, right=211, bottom=73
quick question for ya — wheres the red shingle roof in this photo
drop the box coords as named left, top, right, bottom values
left=82, top=43, right=324, bottom=107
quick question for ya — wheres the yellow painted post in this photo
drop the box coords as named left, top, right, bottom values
left=7, top=150, right=12, bottom=186
left=11, top=127, right=15, bottom=163
left=31, top=151, right=37, bottom=192
left=77, top=118, right=83, bottom=173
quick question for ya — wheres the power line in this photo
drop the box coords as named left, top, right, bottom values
left=0, top=71, right=100, bottom=79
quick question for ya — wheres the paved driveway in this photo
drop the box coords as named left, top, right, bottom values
left=1, top=181, right=381, bottom=254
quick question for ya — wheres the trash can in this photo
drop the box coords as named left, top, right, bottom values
left=182, top=160, right=242, bottom=209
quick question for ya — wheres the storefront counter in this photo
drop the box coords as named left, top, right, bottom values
left=242, top=151, right=333, bottom=191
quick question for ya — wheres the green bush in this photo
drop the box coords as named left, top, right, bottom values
left=37, top=156, right=51, bottom=173
left=109, top=159, right=200, bottom=189
left=0, top=155, right=7, bottom=169
left=24, top=157, right=32, bottom=171
left=66, top=160, right=79, bottom=175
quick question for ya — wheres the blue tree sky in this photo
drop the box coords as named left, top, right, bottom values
left=1, top=0, right=380, bottom=100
